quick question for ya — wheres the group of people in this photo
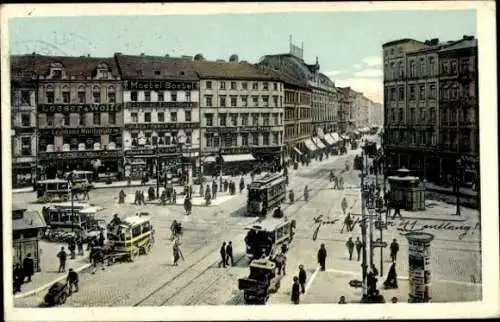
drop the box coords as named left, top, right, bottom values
left=13, top=253, right=35, bottom=294
left=218, top=241, right=234, bottom=268
left=330, top=170, right=345, bottom=190
left=291, top=243, right=326, bottom=304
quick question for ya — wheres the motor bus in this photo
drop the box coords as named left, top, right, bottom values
left=247, top=173, right=287, bottom=217
left=244, top=218, right=296, bottom=261
left=107, top=215, right=155, bottom=261
left=36, top=179, right=71, bottom=203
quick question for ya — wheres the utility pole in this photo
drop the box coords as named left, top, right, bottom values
left=155, top=145, right=160, bottom=198
left=360, top=149, right=368, bottom=300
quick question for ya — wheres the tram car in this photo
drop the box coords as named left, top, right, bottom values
left=244, top=218, right=296, bottom=261
left=246, top=173, right=287, bottom=217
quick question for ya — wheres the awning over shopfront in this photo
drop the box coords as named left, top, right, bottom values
left=182, top=152, right=200, bottom=158
left=316, top=128, right=325, bottom=139
left=222, top=154, right=256, bottom=162
left=204, top=156, right=216, bottom=163
left=293, top=147, right=303, bottom=156
left=304, top=139, right=317, bottom=152
left=323, top=134, right=336, bottom=146
left=312, top=137, right=326, bottom=149
left=341, top=135, right=350, bottom=140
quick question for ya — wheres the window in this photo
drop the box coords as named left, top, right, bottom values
left=21, top=137, right=31, bottom=156
left=21, top=113, right=30, bottom=127
left=241, top=133, right=249, bottom=146
left=108, top=86, right=116, bottom=103
left=419, top=85, right=425, bottom=99
left=205, top=113, right=213, bottom=126
left=171, top=92, right=177, bottom=102
left=252, top=82, right=258, bottom=90
left=158, top=92, right=164, bottom=101
left=409, top=60, right=416, bottom=77
left=213, top=135, right=220, bottom=147
left=205, top=95, right=213, bottom=107
left=429, top=84, right=437, bottom=99
left=230, top=96, right=237, bottom=107
left=62, top=86, right=70, bottom=103
left=93, top=86, right=101, bottom=103
left=241, top=114, right=248, bottom=126
left=460, top=59, right=470, bottom=73
left=220, top=81, right=226, bottom=90
left=77, top=86, right=85, bottom=103
left=131, top=91, right=138, bottom=101
left=93, top=112, right=101, bottom=125
left=205, top=134, right=214, bottom=147
left=144, top=112, right=151, bottom=123
left=409, top=85, right=416, bottom=100
left=398, top=61, right=404, bottom=78
left=399, top=108, right=404, bottom=122
left=79, top=114, right=85, bottom=126
left=451, top=85, right=458, bottom=99
left=185, top=110, right=192, bottom=122
left=109, top=112, right=116, bottom=125
left=230, top=113, right=237, bottom=126
left=273, top=113, right=279, bottom=125
left=47, top=113, right=54, bottom=126
left=46, top=86, right=54, bottom=103
left=390, top=63, right=396, bottom=79
left=20, top=90, right=31, bottom=105
left=272, top=132, right=279, bottom=145
left=262, top=133, right=269, bottom=145
left=273, top=82, right=278, bottom=90
left=242, top=82, right=248, bottom=90
left=206, top=81, right=212, bottom=89
left=220, top=96, right=226, bottom=107
left=157, top=112, right=165, bottom=123
left=144, top=91, right=151, bottom=101
left=219, top=114, right=227, bottom=126
left=241, top=95, right=248, bottom=107
left=263, top=82, right=269, bottom=90
left=263, top=113, right=270, bottom=126
left=170, top=112, right=177, bottom=122
left=262, top=96, right=269, bottom=107
left=410, top=109, right=415, bottom=123
left=252, top=133, right=259, bottom=145
left=429, top=57, right=435, bottom=75
left=63, top=114, right=70, bottom=126
left=419, top=58, right=425, bottom=76
left=252, top=113, right=259, bottom=125
left=399, top=87, right=404, bottom=101
left=230, top=82, right=237, bottom=90
left=441, top=62, right=449, bottom=74
left=390, top=88, right=396, bottom=101
left=185, top=91, right=191, bottom=102
left=420, top=109, right=426, bottom=123
left=252, top=96, right=259, bottom=106
left=273, top=95, right=279, bottom=107
left=131, top=112, right=138, bottom=123
left=451, top=60, right=457, bottom=74
left=391, top=110, right=396, bottom=122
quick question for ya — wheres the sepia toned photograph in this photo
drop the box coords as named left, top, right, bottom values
left=2, top=2, right=498, bottom=321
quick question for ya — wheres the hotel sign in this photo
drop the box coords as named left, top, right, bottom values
left=124, top=80, right=198, bottom=91
left=38, top=104, right=122, bottom=114
left=124, top=102, right=197, bottom=109
left=124, top=122, right=199, bottom=130
left=39, top=127, right=122, bottom=136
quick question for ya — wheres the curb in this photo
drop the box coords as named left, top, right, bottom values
left=14, top=263, right=92, bottom=299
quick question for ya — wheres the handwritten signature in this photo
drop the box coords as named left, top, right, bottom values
left=312, top=215, right=480, bottom=241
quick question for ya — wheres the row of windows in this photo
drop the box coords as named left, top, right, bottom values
left=440, top=107, right=475, bottom=124
left=130, top=90, right=192, bottom=102
left=385, top=57, right=473, bottom=80
left=205, top=132, right=282, bottom=147
left=204, top=112, right=283, bottom=127
left=12, top=90, right=34, bottom=106
left=385, top=130, right=436, bottom=146
left=37, top=135, right=122, bottom=153
left=388, top=108, right=436, bottom=123
left=44, top=85, right=116, bottom=104
left=284, top=91, right=311, bottom=105
left=129, top=110, right=191, bottom=123
left=386, top=83, right=437, bottom=102
left=43, top=112, right=118, bottom=126
left=129, top=132, right=192, bottom=147
left=203, top=94, right=282, bottom=108
left=440, top=58, right=472, bottom=75
left=204, top=80, right=282, bottom=91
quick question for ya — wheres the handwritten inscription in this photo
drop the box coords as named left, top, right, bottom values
left=312, top=215, right=480, bottom=241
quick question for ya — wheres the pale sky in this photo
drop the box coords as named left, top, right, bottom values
left=8, top=10, right=476, bottom=103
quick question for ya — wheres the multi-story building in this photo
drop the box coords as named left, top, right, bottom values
left=438, top=36, right=478, bottom=185
left=193, top=58, right=285, bottom=171
left=10, top=56, right=38, bottom=187
left=32, top=55, right=123, bottom=179
left=114, top=54, right=200, bottom=180
left=338, top=86, right=355, bottom=133
left=370, top=102, right=384, bottom=126
left=382, top=36, right=477, bottom=183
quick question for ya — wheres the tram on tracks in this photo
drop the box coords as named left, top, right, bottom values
left=246, top=173, right=287, bottom=217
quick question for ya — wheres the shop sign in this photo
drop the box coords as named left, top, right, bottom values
left=124, top=101, right=197, bottom=109
left=220, top=146, right=251, bottom=154
left=124, top=80, right=198, bottom=91
left=39, top=127, right=122, bottom=136
left=124, top=122, right=198, bottom=130
left=124, top=146, right=179, bottom=156
left=38, top=104, right=122, bottom=114
left=38, top=150, right=121, bottom=160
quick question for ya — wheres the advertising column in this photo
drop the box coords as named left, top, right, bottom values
left=406, top=232, right=434, bottom=303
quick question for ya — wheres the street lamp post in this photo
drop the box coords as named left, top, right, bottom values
left=455, top=158, right=462, bottom=216
left=360, top=149, right=368, bottom=299
left=155, top=145, right=160, bottom=198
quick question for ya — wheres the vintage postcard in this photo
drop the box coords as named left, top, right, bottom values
left=2, top=1, right=498, bottom=321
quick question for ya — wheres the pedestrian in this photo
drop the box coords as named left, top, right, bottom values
left=392, top=201, right=403, bottom=219
left=338, top=296, right=347, bottom=304
left=298, top=265, right=307, bottom=293
left=346, top=237, right=355, bottom=260
left=212, top=181, right=217, bottom=199
left=218, top=242, right=227, bottom=268
left=83, top=186, right=90, bottom=200
left=224, top=180, right=228, bottom=192
left=89, top=247, right=106, bottom=274
left=134, top=190, right=139, bottom=205
left=226, top=241, right=234, bottom=266
left=22, top=253, right=34, bottom=282
left=371, top=263, right=379, bottom=277
left=333, top=176, right=339, bottom=189
left=341, top=213, right=353, bottom=233
left=172, top=189, right=177, bottom=204
left=77, top=237, right=84, bottom=256
left=67, top=268, right=79, bottom=295
left=291, top=276, right=300, bottom=304
left=317, top=243, right=327, bottom=271
left=239, top=177, right=245, bottom=193
left=173, top=241, right=184, bottom=266
left=355, top=237, right=363, bottom=261
left=98, top=230, right=105, bottom=247
left=339, top=176, right=344, bottom=190
left=13, top=264, right=24, bottom=294
left=68, top=237, right=76, bottom=259
left=57, top=247, right=67, bottom=273
left=390, top=238, right=399, bottom=262
left=141, top=190, right=146, bottom=205
left=341, top=197, right=348, bottom=215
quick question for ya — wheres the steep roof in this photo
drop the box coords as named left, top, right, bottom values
left=10, top=54, right=120, bottom=79
left=189, top=60, right=279, bottom=81
left=439, top=38, right=478, bottom=52
left=263, top=67, right=310, bottom=89
left=114, top=54, right=198, bottom=80
left=382, top=38, right=424, bottom=47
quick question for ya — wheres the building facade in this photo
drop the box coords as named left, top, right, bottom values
left=370, top=102, right=384, bottom=126
left=194, top=59, right=285, bottom=169
left=438, top=36, right=478, bottom=186
left=115, top=54, right=200, bottom=180
left=10, top=56, right=38, bottom=187
left=33, top=55, right=123, bottom=179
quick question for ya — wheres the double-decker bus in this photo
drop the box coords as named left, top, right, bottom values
left=247, top=173, right=286, bottom=217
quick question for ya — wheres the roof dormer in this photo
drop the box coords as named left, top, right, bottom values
left=48, top=62, right=65, bottom=80
left=94, top=62, right=110, bottom=80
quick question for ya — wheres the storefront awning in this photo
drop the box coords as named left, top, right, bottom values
left=182, top=152, right=200, bottom=158
left=331, top=133, right=340, bottom=142
left=312, top=137, right=326, bottom=149
left=304, top=139, right=317, bottom=152
left=204, top=156, right=216, bottom=163
left=323, top=134, right=336, bottom=145
left=341, top=135, right=350, bottom=140
left=316, top=128, right=325, bottom=139
left=222, top=154, right=256, bottom=162
left=293, top=147, right=303, bottom=156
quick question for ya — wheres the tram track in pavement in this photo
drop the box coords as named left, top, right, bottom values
left=132, top=160, right=349, bottom=307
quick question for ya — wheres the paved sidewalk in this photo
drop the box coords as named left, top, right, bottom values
left=13, top=241, right=91, bottom=299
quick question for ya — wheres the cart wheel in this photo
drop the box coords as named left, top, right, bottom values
left=58, top=292, right=68, bottom=305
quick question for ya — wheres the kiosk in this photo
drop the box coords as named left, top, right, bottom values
left=388, top=168, right=426, bottom=211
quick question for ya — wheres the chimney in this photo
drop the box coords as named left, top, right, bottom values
left=87, top=54, right=91, bottom=57
left=140, top=53, right=145, bottom=56
left=32, top=52, right=36, bottom=56
left=165, top=54, right=170, bottom=57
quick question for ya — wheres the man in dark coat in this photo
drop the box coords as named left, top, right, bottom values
left=226, top=241, right=234, bottom=266
left=98, top=230, right=105, bottom=247
left=317, top=244, right=327, bottom=271
left=218, top=242, right=226, bottom=268
left=298, top=265, right=307, bottom=293
left=212, top=181, right=218, bottom=199
left=13, top=264, right=23, bottom=294
left=355, top=237, right=363, bottom=261
left=239, top=177, right=245, bottom=193
left=22, top=253, right=34, bottom=282
left=383, top=262, right=398, bottom=289
left=57, top=247, right=67, bottom=273
left=68, top=237, right=76, bottom=259
left=67, top=268, right=79, bottom=295
left=291, top=276, right=300, bottom=304
left=346, top=237, right=355, bottom=260
left=390, top=239, right=399, bottom=262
